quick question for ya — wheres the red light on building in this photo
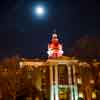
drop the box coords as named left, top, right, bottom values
left=47, top=33, right=64, bottom=58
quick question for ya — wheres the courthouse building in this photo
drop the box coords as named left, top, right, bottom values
left=18, top=33, right=98, bottom=100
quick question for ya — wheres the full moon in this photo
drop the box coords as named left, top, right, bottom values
left=35, top=6, right=45, bottom=16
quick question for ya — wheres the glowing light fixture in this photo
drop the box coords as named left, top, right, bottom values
left=77, top=78, right=82, bottom=84
left=92, top=92, right=96, bottom=99
left=79, top=92, right=84, bottom=98
left=90, top=79, right=95, bottom=84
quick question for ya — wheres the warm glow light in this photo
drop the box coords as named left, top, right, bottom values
left=79, top=92, right=84, bottom=98
left=19, top=61, right=44, bottom=68
left=90, top=79, right=95, bottom=84
left=92, top=92, right=96, bottom=99
left=77, top=78, right=82, bottom=84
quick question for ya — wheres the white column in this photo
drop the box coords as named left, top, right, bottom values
left=73, top=64, right=76, bottom=85
left=55, top=64, right=59, bottom=100
left=68, top=64, right=73, bottom=100
left=50, top=65, right=54, bottom=100
left=73, top=64, right=78, bottom=100
left=67, top=64, right=72, bottom=85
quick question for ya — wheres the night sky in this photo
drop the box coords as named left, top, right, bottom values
left=0, top=0, right=99, bottom=57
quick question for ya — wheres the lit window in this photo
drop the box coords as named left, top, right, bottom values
left=90, top=80, right=95, bottom=84
left=19, top=62, right=23, bottom=68
left=43, top=69, right=46, bottom=73
left=79, top=92, right=84, bottom=98
left=92, top=92, right=96, bottom=99
left=77, top=78, right=82, bottom=84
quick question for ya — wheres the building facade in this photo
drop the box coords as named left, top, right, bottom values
left=17, top=33, right=98, bottom=100
left=18, top=56, right=99, bottom=100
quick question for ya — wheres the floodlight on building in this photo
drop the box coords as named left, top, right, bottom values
left=79, top=92, right=84, bottom=98
left=90, top=79, right=95, bottom=84
left=47, top=33, right=64, bottom=58
left=92, top=92, right=96, bottom=99
left=77, top=78, right=82, bottom=84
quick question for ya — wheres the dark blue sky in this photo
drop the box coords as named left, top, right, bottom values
left=0, top=0, right=99, bottom=57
